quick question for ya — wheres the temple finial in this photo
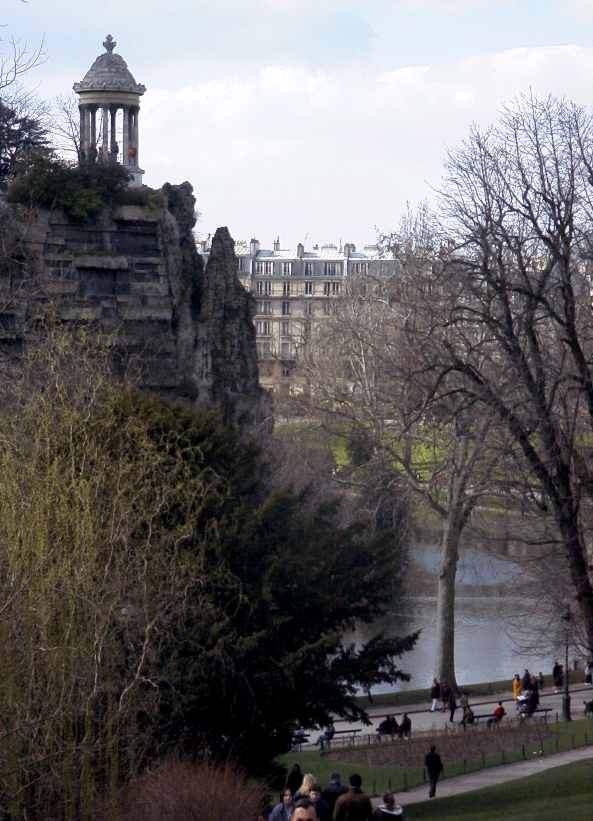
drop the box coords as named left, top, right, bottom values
left=103, top=34, right=116, bottom=54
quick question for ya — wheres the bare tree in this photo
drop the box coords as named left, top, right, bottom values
left=51, top=93, right=81, bottom=158
left=431, top=93, right=593, bottom=654
left=0, top=34, right=44, bottom=94
left=296, top=218, right=507, bottom=688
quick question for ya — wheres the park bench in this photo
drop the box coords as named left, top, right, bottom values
left=329, top=728, right=362, bottom=746
left=519, top=707, right=552, bottom=723
left=471, top=713, right=493, bottom=723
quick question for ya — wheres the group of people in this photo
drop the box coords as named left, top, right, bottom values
left=429, top=678, right=460, bottom=722
left=276, top=769, right=405, bottom=820
left=512, top=669, right=541, bottom=716
left=376, top=713, right=412, bottom=739
left=429, top=679, right=508, bottom=728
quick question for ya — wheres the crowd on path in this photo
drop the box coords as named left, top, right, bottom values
left=264, top=767, right=408, bottom=821
left=264, top=748, right=448, bottom=821
left=271, top=658, right=593, bottom=821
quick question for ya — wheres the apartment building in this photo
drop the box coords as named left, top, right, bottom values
left=197, top=236, right=398, bottom=392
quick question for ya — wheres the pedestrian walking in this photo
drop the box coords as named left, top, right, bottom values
left=333, top=774, right=373, bottom=821
left=430, top=678, right=441, bottom=712
left=552, top=661, right=563, bottom=692
left=286, top=765, right=303, bottom=797
left=522, top=669, right=531, bottom=691
left=448, top=688, right=457, bottom=722
left=269, top=789, right=294, bottom=821
left=308, top=784, right=330, bottom=821
left=512, top=673, right=522, bottom=701
left=585, top=660, right=593, bottom=685
left=424, top=745, right=443, bottom=798
left=321, top=772, right=347, bottom=816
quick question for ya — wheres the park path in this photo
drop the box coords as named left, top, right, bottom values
left=370, top=746, right=592, bottom=807
left=331, top=683, right=593, bottom=736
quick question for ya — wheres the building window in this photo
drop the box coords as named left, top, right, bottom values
left=281, top=341, right=290, bottom=358
left=283, top=282, right=291, bottom=297
left=323, top=282, right=330, bottom=296
left=282, top=365, right=291, bottom=377
left=305, top=302, right=313, bottom=316
left=352, top=262, right=368, bottom=275
left=324, top=262, right=341, bottom=276
left=305, top=281, right=313, bottom=295
left=256, top=280, right=272, bottom=296
left=331, top=281, right=341, bottom=295
left=256, top=320, right=271, bottom=335
left=281, top=320, right=290, bottom=336
left=282, top=301, right=291, bottom=315
left=257, top=300, right=272, bottom=314
left=256, top=261, right=273, bottom=275
left=256, top=341, right=273, bottom=358
left=323, top=302, right=331, bottom=315
left=304, top=262, right=314, bottom=276
left=282, top=261, right=292, bottom=276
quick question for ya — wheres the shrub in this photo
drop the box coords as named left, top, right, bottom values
left=99, top=760, right=267, bottom=821
left=7, top=155, right=132, bottom=221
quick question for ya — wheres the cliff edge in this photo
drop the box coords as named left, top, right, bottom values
left=3, top=182, right=270, bottom=430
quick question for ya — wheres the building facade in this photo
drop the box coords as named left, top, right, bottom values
left=197, top=236, right=398, bottom=393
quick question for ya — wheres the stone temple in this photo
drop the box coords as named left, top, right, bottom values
left=74, top=35, right=146, bottom=186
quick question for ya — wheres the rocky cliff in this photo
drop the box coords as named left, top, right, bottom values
left=3, top=182, right=270, bottom=430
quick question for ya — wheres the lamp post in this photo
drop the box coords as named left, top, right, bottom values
left=562, top=608, right=572, bottom=722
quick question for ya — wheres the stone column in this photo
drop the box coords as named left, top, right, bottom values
left=132, top=107, right=139, bottom=167
left=79, top=105, right=87, bottom=160
left=101, top=105, right=109, bottom=161
left=109, top=105, right=118, bottom=160
left=122, top=105, right=129, bottom=167
left=89, top=106, right=97, bottom=158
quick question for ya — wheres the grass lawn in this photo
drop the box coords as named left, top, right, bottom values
left=277, top=718, right=593, bottom=797
left=406, top=758, right=593, bottom=820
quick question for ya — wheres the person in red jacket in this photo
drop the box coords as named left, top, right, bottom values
left=487, top=701, right=506, bottom=727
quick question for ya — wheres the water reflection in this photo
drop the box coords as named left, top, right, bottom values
left=352, top=544, right=550, bottom=694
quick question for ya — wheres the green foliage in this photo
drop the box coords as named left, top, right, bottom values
left=0, top=98, right=51, bottom=187
left=124, top=394, right=417, bottom=777
left=7, top=155, right=131, bottom=220
left=0, top=330, right=416, bottom=817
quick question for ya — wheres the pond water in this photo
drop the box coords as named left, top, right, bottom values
left=353, top=543, right=552, bottom=694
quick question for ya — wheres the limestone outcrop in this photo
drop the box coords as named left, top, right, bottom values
left=3, top=182, right=270, bottom=430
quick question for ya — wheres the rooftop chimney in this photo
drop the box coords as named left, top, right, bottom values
left=273, top=236, right=281, bottom=252
left=249, top=238, right=260, bottom=256
left=297, top=242, right=304, bottom=259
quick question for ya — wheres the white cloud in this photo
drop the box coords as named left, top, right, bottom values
left=565, top=0, right=593, bottom=18
left=132, top=44, right=593, bottom=246
left=396, top=0, right=495, bottom=11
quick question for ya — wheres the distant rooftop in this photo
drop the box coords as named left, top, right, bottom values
left=197, top=235, right=383, bottom=261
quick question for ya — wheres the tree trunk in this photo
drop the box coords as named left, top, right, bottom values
left=435, top=515, right=462, bottom=690
left=557, top=505, right=593, bottom=655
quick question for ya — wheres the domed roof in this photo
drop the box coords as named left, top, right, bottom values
left=73, top=35, right=146, bottom=95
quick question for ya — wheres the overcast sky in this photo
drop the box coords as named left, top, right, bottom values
left=9, top=0, right=593, bottom=247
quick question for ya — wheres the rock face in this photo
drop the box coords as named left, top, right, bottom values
left=4, top=182, right=270, bottom=430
